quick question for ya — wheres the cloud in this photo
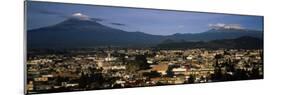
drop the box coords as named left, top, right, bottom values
left=177, top=25, right=185, bottom=28
left=110, top=22, right=126, bottom=26
left=31, top=8, right=69, bottom=18
left=71, top=12, right=91, bottom=20
left=36, top=9, right=60, bottom=15
left=71, top=13, right=104, bottom=21
left=90, top=18, right=103, bottom=22
left=209, top=23, right=244, bottom=30
left=32, top=9, right=104, bottom=21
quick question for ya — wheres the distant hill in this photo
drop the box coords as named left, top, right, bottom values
left=167, top=28, right=263, bottom=41
left=27, top=18, right=263, bottom=48
left=156, top=36, right=263, bottom=49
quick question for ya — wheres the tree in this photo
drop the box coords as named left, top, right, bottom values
left=135, top=55, right=150, bottom=70
left=212, top=60, right=223, bottom=81
left=188, top=75, right=195, bottom=83
left=166, top=66, right=174, bottom=77
left=143, top=71, right=161, bottom=78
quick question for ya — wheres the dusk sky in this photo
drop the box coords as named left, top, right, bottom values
left=27, top=1, right=263, bottom=35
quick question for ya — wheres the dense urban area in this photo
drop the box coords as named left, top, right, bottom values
left=26, top=48, right=263, bottom=93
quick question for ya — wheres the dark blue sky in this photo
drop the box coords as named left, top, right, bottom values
left=27, top=1, right=263, bottom=35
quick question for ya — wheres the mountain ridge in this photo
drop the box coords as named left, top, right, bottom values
left=156, top=36, right=263, bottom=49
left=27, top=18, right=263, bottom=48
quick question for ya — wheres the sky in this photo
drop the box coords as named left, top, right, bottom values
left=26, top=1, right=263, bottom=35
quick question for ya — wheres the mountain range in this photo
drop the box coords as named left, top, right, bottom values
left=156, top=36, right=263, bottom=49
left=27, top=18, right=263, bottom=48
